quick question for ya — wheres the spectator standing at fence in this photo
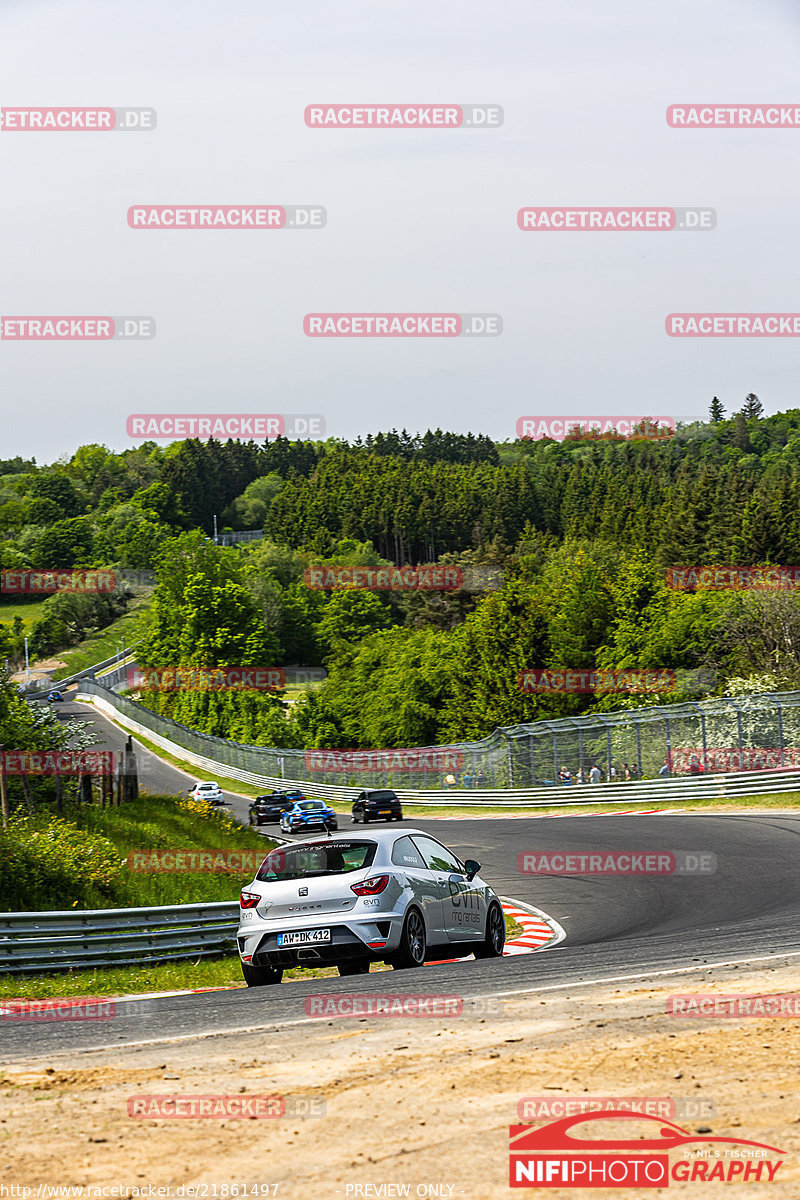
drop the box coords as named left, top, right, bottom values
left=476, top=769, right=487, bottom=788
left=659, top=760, right=670, bottom=778
left=609, top=764, right=618, bottom=782
left=589, top=764, right=602, bottom=784
left=623, top=762, right=631, bottom=781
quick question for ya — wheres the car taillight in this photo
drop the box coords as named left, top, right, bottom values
left=350, top=875, right=390, bottom=896
left=240, top=890, right=260, bottom=909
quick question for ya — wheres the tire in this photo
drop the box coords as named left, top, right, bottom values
left=474, top=902, right=505, bottom=959
left=337, top=960, right=370, bottom=976
left=362, top=812, right=370, bottom=824
left=394, top=812, right=403, bottom=821
left=389, top=907, right=426, bottom=969
left=241, top=961, right=283, bottom=987
left=352, top=813, right=360, bottom=824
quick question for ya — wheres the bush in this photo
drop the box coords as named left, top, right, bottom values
left=0, top=795, right=274, bottom=911
left=0, top=814, right=124, bottom=910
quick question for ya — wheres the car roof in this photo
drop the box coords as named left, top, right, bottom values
left=298, top=827, right=427, bottom=844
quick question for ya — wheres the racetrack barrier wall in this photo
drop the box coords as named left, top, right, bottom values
left=0, top=902, right=239, bottom=974
left=75, top=680, right=800, bottom=807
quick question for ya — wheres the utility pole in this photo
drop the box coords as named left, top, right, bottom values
left=213, top=514, right=218, bottom=544
left=24, top=637, right=29, bottom=683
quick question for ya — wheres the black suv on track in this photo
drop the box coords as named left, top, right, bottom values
left=249, top=791, right=304, bottom=826
left=351, top=789, right=403, bottom=824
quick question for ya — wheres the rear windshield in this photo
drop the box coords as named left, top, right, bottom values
left=365, top=792, right=396, bottom=802
left=298, top=801, right=324, bottom=810
left=256, top=842, right=377, bottom=881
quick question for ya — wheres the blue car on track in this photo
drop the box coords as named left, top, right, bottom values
left=279, top=799, right=338, bottom=834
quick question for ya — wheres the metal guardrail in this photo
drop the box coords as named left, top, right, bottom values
left=0, top=901, right=239, bottom=974
left=79, top=687, right=800, bottom=808
left=21, top=646, right=141, bottom=701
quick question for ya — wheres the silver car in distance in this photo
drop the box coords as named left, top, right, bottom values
left=237, top=827, right=505, bottom=986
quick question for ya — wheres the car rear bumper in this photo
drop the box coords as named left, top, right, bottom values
left=237, top=914, right=403, bottom=966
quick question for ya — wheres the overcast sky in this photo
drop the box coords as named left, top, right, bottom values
left=0, top=0, right=798, bottom=461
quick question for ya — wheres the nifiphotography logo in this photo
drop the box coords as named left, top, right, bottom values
left=509, top=1112, right=785, bottom=1187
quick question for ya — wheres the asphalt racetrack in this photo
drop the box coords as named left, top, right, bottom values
left=5, top=697, right=799, bottom=1062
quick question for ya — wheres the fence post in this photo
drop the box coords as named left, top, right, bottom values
left=0, top=745, right=7, bottom=830
left=777, top=698, right=785, bottom=767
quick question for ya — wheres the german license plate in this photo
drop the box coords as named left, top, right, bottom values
left=277, top=929, right=331, bottom=946
left=380, top=810, right=392, bottom=816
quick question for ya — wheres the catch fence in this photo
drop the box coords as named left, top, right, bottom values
left=77, top=680, right=800, bottom=791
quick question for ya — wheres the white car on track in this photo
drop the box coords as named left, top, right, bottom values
left=187, top=781, right=225, bottom=805
left=237, top=828, right=505, bottom=986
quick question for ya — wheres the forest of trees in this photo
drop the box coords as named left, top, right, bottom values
left=6, top=402, right=800, bottom=752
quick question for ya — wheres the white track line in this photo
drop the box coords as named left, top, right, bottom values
left=10, top=950, right=800, bottom=1062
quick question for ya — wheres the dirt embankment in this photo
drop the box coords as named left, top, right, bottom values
left=2, top=962, right=799, bottom=1198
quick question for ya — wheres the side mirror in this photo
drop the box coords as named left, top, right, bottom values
left=463, top=859, right=481, bottom=881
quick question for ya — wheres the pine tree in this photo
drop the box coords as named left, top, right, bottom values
left=709, top=396, right=725, bottom=423
left=733, top=412, right=751, bottom=451
left=742, top=393, right=763, bottom=420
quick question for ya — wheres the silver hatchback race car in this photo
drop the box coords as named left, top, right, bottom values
left=237, top=827, right=505, bottom=986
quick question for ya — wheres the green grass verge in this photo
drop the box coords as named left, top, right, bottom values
left=0, top=913, right=524, bottom=999
left=0, top=596, right=49, bottom=631
left=0, top=793, right=277, bottom=911
left=76, top=793, right=277, bottom=907
left=52, top=597, right=151, bottom=679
